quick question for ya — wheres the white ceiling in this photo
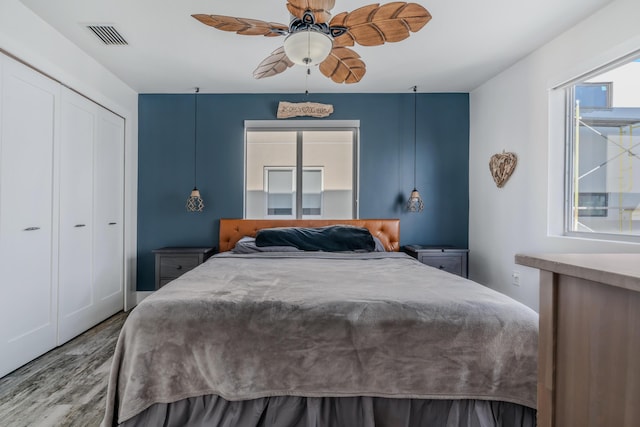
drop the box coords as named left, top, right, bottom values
left=19, top=0, right=613, bottom=94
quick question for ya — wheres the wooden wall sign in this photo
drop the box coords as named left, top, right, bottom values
left=277, top=101, right=334, bottom=119
left=489, top=151, right=517, bottom=188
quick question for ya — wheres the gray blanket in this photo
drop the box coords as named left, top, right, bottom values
left=102, top=252, right=537, bottom=426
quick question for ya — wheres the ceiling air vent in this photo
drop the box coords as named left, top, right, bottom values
left=86, top=25, right=128, bottom=46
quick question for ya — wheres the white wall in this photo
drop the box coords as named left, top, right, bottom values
left=0, top=0, right=138, bottom=310
left=469, top=0, right=640, bottom=312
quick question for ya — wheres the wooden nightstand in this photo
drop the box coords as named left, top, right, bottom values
left=404, top=245, right=469, bottom=278
left=152, top=247, right=215, bottom=289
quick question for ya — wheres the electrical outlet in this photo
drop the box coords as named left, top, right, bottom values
left=512, top=271, right=520, bottom=286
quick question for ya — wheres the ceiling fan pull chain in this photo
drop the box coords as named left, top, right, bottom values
left=305, top=66, right=310, bottom=95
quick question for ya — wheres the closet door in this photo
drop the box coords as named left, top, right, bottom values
left=57, top=87, right=96, bottom=344
left=93, top=107, right=124, bottom=319
left=0, top=55, right=59, bottom=377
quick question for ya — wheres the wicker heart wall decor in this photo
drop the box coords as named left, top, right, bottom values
left=489, top=151, right=517, bottom=188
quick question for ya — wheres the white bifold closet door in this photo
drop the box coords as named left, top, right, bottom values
left=0, top=54, right=125, bottom=376
left=92, top=105, right=124, bottom=323
left=57, top=87, right=124, bottom=344
left=57, top=88, right=97, bottom=343
left=0, top=55, right=59, bottom=377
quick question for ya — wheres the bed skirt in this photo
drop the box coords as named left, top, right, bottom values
left=118, top=396, right=536, bottom=427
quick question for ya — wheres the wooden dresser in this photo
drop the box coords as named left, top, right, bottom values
left=515, top=253, right=640, bottom=427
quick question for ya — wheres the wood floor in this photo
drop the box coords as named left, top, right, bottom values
left=0, top=311, right=127, bottom=427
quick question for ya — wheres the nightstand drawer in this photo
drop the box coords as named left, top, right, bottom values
left=153, top=247, right=215, bottom=289
left=418, top=255, right=462, bottom=275
left=159, top=256, right=200, bottom=279
left=403, top=245, right=469, bottom=278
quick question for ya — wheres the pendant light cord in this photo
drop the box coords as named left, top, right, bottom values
left=413, top=85, right=417, bottom=188
left=194, top=87, right=199, bottom=188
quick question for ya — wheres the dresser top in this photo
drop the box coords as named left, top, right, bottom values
left=404, top=245, right=468, bottom=252
left=516, top=253, right=640, bottom=293
left=152, top=247, right=215, bottom=254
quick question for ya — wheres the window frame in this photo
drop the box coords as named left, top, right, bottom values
left=561, top=54, right=640, bottom=243
left=244, top=120, right=360, bottom=220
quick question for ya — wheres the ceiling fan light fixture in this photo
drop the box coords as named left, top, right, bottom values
left=283, top=30, right=332, bottom=66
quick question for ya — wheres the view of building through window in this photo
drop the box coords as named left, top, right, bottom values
left=566, top=58, right=640, bottom=238
left=264, top=168, right=323, bottom=216
left=245, top=128, right=356, bottom=219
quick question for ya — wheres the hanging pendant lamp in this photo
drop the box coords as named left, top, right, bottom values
left=407, top=85, right=424, bottom=213
left=186, top=87, right=204, bottom=212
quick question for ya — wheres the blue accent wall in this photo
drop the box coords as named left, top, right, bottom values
left=138, top=93, right=469, bottom=291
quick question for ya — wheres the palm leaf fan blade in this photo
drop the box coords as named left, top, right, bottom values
left=191, top=14, right=287, bottom=36
left=329, top=2, right=431, bottom=47
left=369, top=3, right=431, bottom=41
left=236, top=18, right=283, bottom=36
left=396, top=3, right=432, bottom=32
left=319, top=47, right=366, bottom=84
left=192, top=14, right=243, bottom=31
left=287, top=0, right=335, bottom=23
left=329, top=12, right=353, bottom=47
left=308, top=0, right=336, bottom=10
left=253, top=47, right=295, bottom=79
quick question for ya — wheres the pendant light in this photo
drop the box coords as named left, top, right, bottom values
left=406, top=85, right=424, bottom=213
left=186, top=87, right=204, bottom=212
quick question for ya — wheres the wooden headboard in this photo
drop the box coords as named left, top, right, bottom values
left=219, top=219, right=400, bottom=253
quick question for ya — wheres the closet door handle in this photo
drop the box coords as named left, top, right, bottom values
left=74, top=224, right=86, bottom=228
left=24, top=227, right=40, bottom=231
left=108, top=222, right=117, bottom=225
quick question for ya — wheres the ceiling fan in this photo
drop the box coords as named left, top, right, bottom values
left=192, top=1, right=431, bottom=84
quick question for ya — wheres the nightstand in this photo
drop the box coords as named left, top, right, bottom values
left=404, top=245, right=469, bottom=278
left=152, top=247, right=215, bottom=289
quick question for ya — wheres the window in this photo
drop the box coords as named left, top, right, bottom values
left=265, top=168, right=294, bottom=216
left=245, top=121, right=358, bottom=219
left=264, top=167, right=324, bottom=217
left=302, top=169, right=323, bottom=216
left=564, top=56, right=640, bottom=239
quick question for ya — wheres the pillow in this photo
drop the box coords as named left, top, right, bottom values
left=232, top=236, right=302, bottom=254
left=372, top=236, right=386, bottom=252
left=255, top=225, right=375, bottom=252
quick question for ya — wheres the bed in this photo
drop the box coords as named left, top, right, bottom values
left=102, top=219, right=537, bottom=426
